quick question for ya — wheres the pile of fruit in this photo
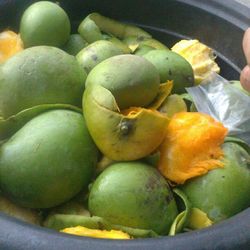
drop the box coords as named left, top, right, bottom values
left=0, top=1, right=249, bottom=240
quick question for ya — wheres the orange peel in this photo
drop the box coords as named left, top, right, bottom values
left=158, top=112, right=228, bottom=184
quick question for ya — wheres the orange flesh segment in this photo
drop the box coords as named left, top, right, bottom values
left=158, top=112, right=228, bottom=184
left=0, top=30, right=23, bottom=63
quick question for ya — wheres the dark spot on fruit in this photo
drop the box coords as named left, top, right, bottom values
left=98, top=221, right=105, bottom=230
left=165, top=192, right=174, bottom=205
left=137, top=36, right=146, bottom=42
left=210, top=154, right=215, bottom=158
left=91, top=54, right=98, bottom=61
left=168, top=69, right=172, bottom=76
left=84, top=66, right=89, bottom=72
left=119, top=119, right=134, bottom=137
left=187, top=75, right=194, bottom=83
left=146, top=176, right=158, bottom=190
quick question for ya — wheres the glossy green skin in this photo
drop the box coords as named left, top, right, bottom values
left=0, top=46, right=86, bottom=119
left=143, top=50, right=194, bottom=94
left=88, top=162, right=178, bottom=235
left=76, top=40, right=124, bottom=74
left=63, top=34, right=88, bottom=56
left=20, top=1, right=71, bottom=48
left=0, top=110, right=98, bottom=208
left=181, top=142, right=250, bottom=222
left=85, top=55, right=160, bottom=109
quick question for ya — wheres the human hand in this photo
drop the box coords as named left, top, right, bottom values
left=240, top=28, right=250, bottom=91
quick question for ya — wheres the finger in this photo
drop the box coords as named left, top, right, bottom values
left=240, top=65, right=250, bottom=91
left=242, top=27, right=250, bottom=64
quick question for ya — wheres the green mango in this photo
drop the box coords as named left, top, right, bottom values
left=158, top=94, right=187, bottom=117
left=88, top=162, right=178, bottom=235
left=63, top=34, right=88, bottom=56
left=134, top=44, right=155, bottom=56
left=143, top=50, right=194, bottom=93
left=20, top=1, right=71, bottom=48
left=85, top=54, right=160, bottom=109
left=0, top=110, right=98, bottom=208
left=0, top=46, right=86, bottom=119
left=104, top=36, right=131, bottom=54
left=46, top=200, right=90, bottom=217
left=76, top=40, right=124, bottom=74
left=180, top=142, right=250, bottom=222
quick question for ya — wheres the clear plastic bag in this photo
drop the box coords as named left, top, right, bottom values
left=186, top=73, right=250, bottom=145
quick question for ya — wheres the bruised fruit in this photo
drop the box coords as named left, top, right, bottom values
left=83, top=85, right=169, bottom=161
left=88, top=162, right=178, bottom=235
left=0, top=46, right=86, bottom=119
left=85, top=54, right=160, bottom=109
left=76, top=40, right=124, bottom=74
left=83, top=54, right=169, bottom=161
left=0, top=110, right=98, bottom=208
left=143, top=50, right=194, bottom=93
left=180, top=142, right=250, bottom=222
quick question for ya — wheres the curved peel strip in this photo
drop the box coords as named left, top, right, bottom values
left=169, top=189, right=192, bottom=236
left=0, top=30, right=23, bottom=63
left=83, top=85, right=169, bottom=161
left=123, top=36, right=168, bottom=53
left=171, top=40, right=220, bottom=84
left=61, top=226, right=130, bottom=239
left=158, top=112, right=228, bottom=184
left=0, top=104, right=82, bottom=141
left=148, top=81, right=173, bottom=110
left=78, top=13, right=151, bottom=42
left=187, top=208, right=213, bottom=230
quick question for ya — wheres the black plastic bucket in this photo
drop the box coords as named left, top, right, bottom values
left=0, top=1, right=250, bottom=249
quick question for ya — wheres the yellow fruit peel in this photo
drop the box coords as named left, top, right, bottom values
left=171, top=39, right=220, bottom=84
left=148, top=81, right=173, bottom=110
left=61, top=226, right=131, bottom=239
left=84, top=85, right=169, bottom=161
left=187, top=208, right=213, bottom=230
left=158, top=112, right=228, bottom=184
left=0, top=30, right=23, bottom=63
